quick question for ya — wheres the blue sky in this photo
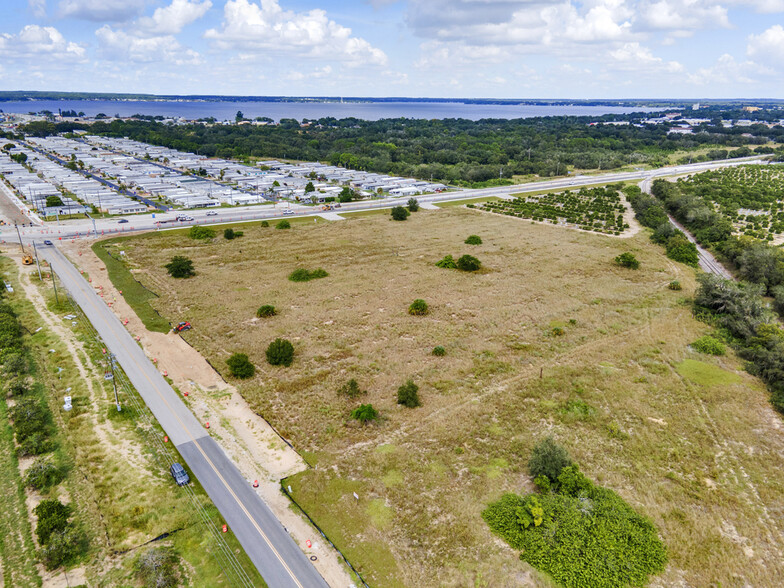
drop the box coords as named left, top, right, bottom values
left=1, top=0, right=783, bottom=98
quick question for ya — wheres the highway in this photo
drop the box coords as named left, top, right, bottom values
left=40, top=246, right=329, bottom=588
left=5, top=156, right=769, bottom=242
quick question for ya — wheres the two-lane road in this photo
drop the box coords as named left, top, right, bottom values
left=41, top=246, right=328, bottom=588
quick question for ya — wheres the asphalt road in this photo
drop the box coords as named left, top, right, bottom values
left=5, top=156, right=769, bottom=243
left=40, top=246, right=329, bottom=588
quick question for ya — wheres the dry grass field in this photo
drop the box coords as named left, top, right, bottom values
left=100, top=207, right=784, bottom=587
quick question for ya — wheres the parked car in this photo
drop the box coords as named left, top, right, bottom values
left=43, top=240, right=53, bottom=246
left=169, top=463, right=190, bottom=486
left=117, top=219, right=129, bottom=224
left=206, top=211, right=218, bottom=216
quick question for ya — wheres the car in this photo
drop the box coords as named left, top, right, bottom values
left=283, top=209, right=294, bottom=215
left=173, top=321, right=191, bottom=333
left=117, top=219, right=129, bottom=224
left=43, top=240, right=53, bottom=246
left=206, top=211, right=218, bottom=216
left=169, top=463, right=190, bottom=486
left=176, top=215, right=194, bottom=222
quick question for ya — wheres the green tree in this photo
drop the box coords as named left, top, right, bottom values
left=223, top=228, right=236, bottom=240
left=408, top=299, right=428, bottom=315
left=256, top=305, right=276, bottom=318
left=465, top=235, right=482, bottom=245
left=407, top=198, right=419, bottom=212
left=397, top=379, right=421, bottom=408
left=528, top=437, right=572, bottom=483
left=276, top=219, right=291, bottom=229
left=351, top=403, right=379, bottom=423
left=40, top=527, right=86, bottom=570
left=266, top=338, right=294, bottom=366
left=614, top=252, right=639, bottom=269
left=25, top=459, right=65, bottom=491
left=305, top=181, right=315, bottom=193
left=134, top=546, right=179, bottom=588
left=188, top=225, right=215, bottom=240
left=339, top=187, right=354, bottom=202
left=337, top=378, right=366, bottom=399
left=456, top=254, right=481, bottom=272
left=226, top=353, right=255, bottom=379
left=235, top=110, right=244, bottom=122
left=34, top=499, right=72, bottom=545
left=164, top=256, right=195, bottom=278
left=391, top=206, right=409, bottom=221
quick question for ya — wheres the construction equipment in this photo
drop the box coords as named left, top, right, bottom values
left=14, top=224, right=34, bottom=264
left=173, top=321, right=191, bottom=333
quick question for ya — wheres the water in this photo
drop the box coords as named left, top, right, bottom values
left=0, top=99, right=660, bottom=122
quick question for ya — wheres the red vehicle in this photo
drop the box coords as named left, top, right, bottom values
left=173, top=322, right=191, bottom=333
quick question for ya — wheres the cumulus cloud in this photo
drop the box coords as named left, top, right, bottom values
left=638, top=0, right=730, bottom=32
left=96, top=25, right=200, bottom=64
left=58, top=0, right=145, bottom=22
left=137, top=0, right=212, bottom=36
left=747, top=24, right=784, bottom=65
left=27, top=0, right=46, bottom=18
left=686, top=53, right=772, bottom=85
left=204, top=0, right=387, bottom=65
left=607, top=41, right=683, bottom=72
left=0, top=25, right=86, bottom=60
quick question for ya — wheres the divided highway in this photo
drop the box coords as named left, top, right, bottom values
left=40, top=246, right=328, bottom=588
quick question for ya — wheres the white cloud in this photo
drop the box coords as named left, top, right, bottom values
left=747, top=24, right=784, bottom=66
left=0, top=25, right=86, bottom=61
left=725, top=0, right=784, bottom=14
left=686, top=53, right=771, bottom=85
left=96, top=25, right=200, bottom=65
left=204, top=0, right=387, bottom=66
left=607, top=42, right=684, bottom=74
left=58, top=0, right=145, bottom=22
left=639, top=0, right=730, bottom=32
left=27, top=0, right=46, bottom=18
left=137, top=0, right=212, bottom=36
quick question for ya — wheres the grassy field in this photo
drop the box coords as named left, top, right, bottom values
left=97, top=207, right=784, bottom=586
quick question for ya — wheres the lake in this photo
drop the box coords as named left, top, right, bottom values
left=0, top=99, right=661, bottom=122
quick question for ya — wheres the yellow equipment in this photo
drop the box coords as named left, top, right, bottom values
left=22, top=251, right=34, bottom=265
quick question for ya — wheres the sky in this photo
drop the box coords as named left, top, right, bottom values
left=1, top=0, right=783, bottom=99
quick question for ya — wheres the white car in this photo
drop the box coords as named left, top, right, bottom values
left=206, top=211, right=218, bottom=216
left=283, top=209, right=294, bottom=215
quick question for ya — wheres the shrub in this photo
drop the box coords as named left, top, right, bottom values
left=391, top=206, right=409, bottom=221
left=407, top=198, right=420, bottom=212
left=666, top=235, right=699, bottom=267
left=19, top=433, right=55, bottom=456
left=40, top=527, right=86, bottom=571
left=256, top=305, right=276, bottom=318
left=456, top=254, right=482, bottom=272
left=408, top=299, right=428, bottom=316
left=465, top=235, right=482, bottom=245
left=266, top=338, right=294, bottom=367
left=11, top=397, right=50, bottom=441
left=135, top=546, right=179, bottom=588
left=551, top=326, right=565, bottom=337
left=337, top=378, right=366, bottom=399
left=2, top=352, right=28, bottom=376
left=288, top=268, right=328, bottom=282
left=188, top=225, right=215, bottom=240
left=397, top=379, right=421, bottom=408
left=164, top=256, right=195, bottom=278
left=276, top=219, right=291, bottom=229
left=614, top=252, right=639, bottom=269
left=435, top=255, right=457, bottom=269
left=34, top=499, right=72, bottom=545
left=528, top=437, right=572, bottom=483
left=25, top=458, right=66, bottom=490
left=668, top=280, right=682, bottom=291
left=351, top=404, right=379, bottom=423
left=223, top=228, right=236, bottom=240
left=226, top=353, right=255, bottom=379
left=691, top=335, right=726, bottom=356
left=260, top=220, right=269, bottom=227
left=432, top=345, right=446, bottom=356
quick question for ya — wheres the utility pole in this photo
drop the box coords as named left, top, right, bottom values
left=51, top=269, right=60, bottom=306
left=32, top=241, right=42, bottom=281
left=108, top=353, right=121, bottom=412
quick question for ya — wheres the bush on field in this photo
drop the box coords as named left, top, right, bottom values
left=164, top=256, right=195, bottom=278
left=432, top=345, right=446, bottom=356
left=4, top=376, right=29, bottom=397
left=256, top=305, right=276, bottom=318
left=614, top=252, right=639, bottom=269
left=188, top=225, right=215, bottom=240
left=25, top=458, right=66, bottom=490
left=668, top=280, right=682, bottom=291
left=2, top=352, right=28, bottom=377
left=666, top=235, right=699, bottom=267
left=39, top=527, right=86, bottom=570
left=397, top=379, right=421, bottom=408
left=528, top=437, right=572, bottom=483
left=435, top=255, right=457, bottom=269
left=276, top=220, right=291, bottom=229
left=223, top=228, right=239, bottom=240
left=266, top=338, right=294, bottom=367
left=407, top=198, right=420, bottom=212
left=260, top=220, right=269, bottom=227
left=11, top=397, right=51, bottom=441
left=691, top=335, right=726, bottom=355
left=288, top=268, right=328, bottom=282
left=391, top=206, right=409, bottom=221
left=350, top=404, right=379, bottom=423
left=134, top=546, right=180, bottom=588
left=456, top=254, right=481, bottom=272
left=408, top=299, right=428, bottom=316
left=226, top=353, right=255, bottom=379
left=465, top=235, right=482, bottom=245
left=19, top=432, right=55, bottom=456
left=34, top=499, right=72, bottom=545
left=337, top=378, right=366, bottom=399
left=0, top=313, right=23, bottom=350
